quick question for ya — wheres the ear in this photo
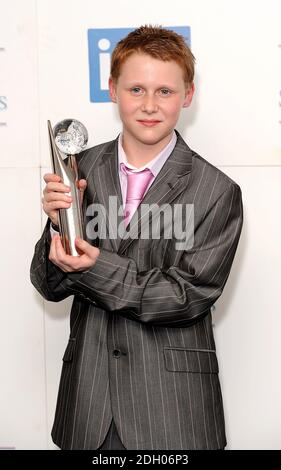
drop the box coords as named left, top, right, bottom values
left=109, top=77, right=117, bottom=103
left=183, top=83, right=195, bottom=108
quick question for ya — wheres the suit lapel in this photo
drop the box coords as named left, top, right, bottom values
left=118, top=132, right=193, bottom=255
left=92, top=138, right=124, bottom=252
left=90, top=132, right=193, bottom=254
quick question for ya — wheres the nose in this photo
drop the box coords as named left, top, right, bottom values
left=141, top=93, right=158, bottom=114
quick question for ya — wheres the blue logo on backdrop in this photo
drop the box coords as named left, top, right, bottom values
left=88, top=27, right=191, bottom=103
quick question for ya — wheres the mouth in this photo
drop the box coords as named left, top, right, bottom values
left=137, top=120, right=162, bottom=127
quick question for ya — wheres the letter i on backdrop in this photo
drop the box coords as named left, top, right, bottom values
left=98, top=38, right=111, bottom=91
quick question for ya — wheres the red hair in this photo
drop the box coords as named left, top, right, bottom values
left=110, top=25, right=195, bottom=86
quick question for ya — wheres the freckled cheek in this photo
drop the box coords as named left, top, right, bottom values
left=118, top=100, right=139, bottom=119
left=164, top=103, right=182, bottom=121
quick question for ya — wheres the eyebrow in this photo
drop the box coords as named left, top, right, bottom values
left=126, top=82, right=176, bottom=89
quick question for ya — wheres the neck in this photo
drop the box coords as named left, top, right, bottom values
left=122, top=131, right=173, bottom=168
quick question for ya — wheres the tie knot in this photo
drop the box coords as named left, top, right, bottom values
left=120, top=163, right=153, bottom=199
left=120, top=163, right=151, bottom=177
left=120, top=163, right=154, bottom=226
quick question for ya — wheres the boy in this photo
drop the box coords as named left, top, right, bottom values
left=30, top=25, right=243, bottom=450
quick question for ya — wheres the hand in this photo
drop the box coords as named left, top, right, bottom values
left=49, top=235, right=100, bottom=272
left=42, top=173, right=87, bottom=226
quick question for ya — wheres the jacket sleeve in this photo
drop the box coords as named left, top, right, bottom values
left=30, top=220, right=73, bottom=302
left=64, top=183, right=243, bottom=327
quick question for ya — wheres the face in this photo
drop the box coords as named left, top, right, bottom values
left=109, top=53, right=194, bottom=151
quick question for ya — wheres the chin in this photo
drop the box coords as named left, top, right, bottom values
left=138, top=136, right=164, bottom=146
left=144, top=135, right=172, bottom=146
left=135, top=129, right=171, bottom=145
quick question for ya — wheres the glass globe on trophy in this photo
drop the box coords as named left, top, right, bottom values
left=47, top=119, right=88, bottom=256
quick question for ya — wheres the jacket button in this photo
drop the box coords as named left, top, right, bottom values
left=113, top=349, right=121, bottom=358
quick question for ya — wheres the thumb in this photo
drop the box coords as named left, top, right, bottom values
left=75, top=237, right=100, bottom=259
left=75, top=236, right=88, bottom=253
left=77, top=179, right=87, bottom=205
left=75, top=237, right=92, bottom=254
left=78, top=179, right=87, bottom=190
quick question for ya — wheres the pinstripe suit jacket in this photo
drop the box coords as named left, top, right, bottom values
left=30, top=131, right=243, bottom=450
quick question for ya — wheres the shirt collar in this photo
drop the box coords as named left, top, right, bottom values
left=118, top=131, right=177, bottom=177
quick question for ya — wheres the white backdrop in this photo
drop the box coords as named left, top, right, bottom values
left=0, top=0, right=280, bottom=449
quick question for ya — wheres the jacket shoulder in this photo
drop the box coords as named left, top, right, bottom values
left=175, top=132, right=241, bottom=195
left=77, top=138, right=117, bottom=176
left=190, top=149, right=242, bottom=196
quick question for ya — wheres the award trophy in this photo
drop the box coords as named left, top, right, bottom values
left=47, top=118, right=88, bottom=256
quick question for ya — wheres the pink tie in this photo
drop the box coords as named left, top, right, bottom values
left=121, top=163, right=154, bottom=227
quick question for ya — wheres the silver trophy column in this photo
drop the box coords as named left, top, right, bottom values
left=48, top=119, right=88, bottom=256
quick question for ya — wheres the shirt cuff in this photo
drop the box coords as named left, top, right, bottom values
left=50, top=222, right=60, bottom=238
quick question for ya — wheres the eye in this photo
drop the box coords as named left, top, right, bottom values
left=130, top=87, right=143, bottom=95
left=159, top=88, right=172, bottom=96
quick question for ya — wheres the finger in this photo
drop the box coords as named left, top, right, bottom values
left=43, top=202, right=71, bottom=217
left=54, top=235, right=67, bottom=260
left=50, top=236, right=72, bottom=271
left=49, top=235, right=59, bottom=263
left=44, top=181, right=71, bottom=194
left=43, top=192, right=72, bottom=203
left=43, top=173, right=61, bottom=183
left=54, top=236, right=80, bottom=270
